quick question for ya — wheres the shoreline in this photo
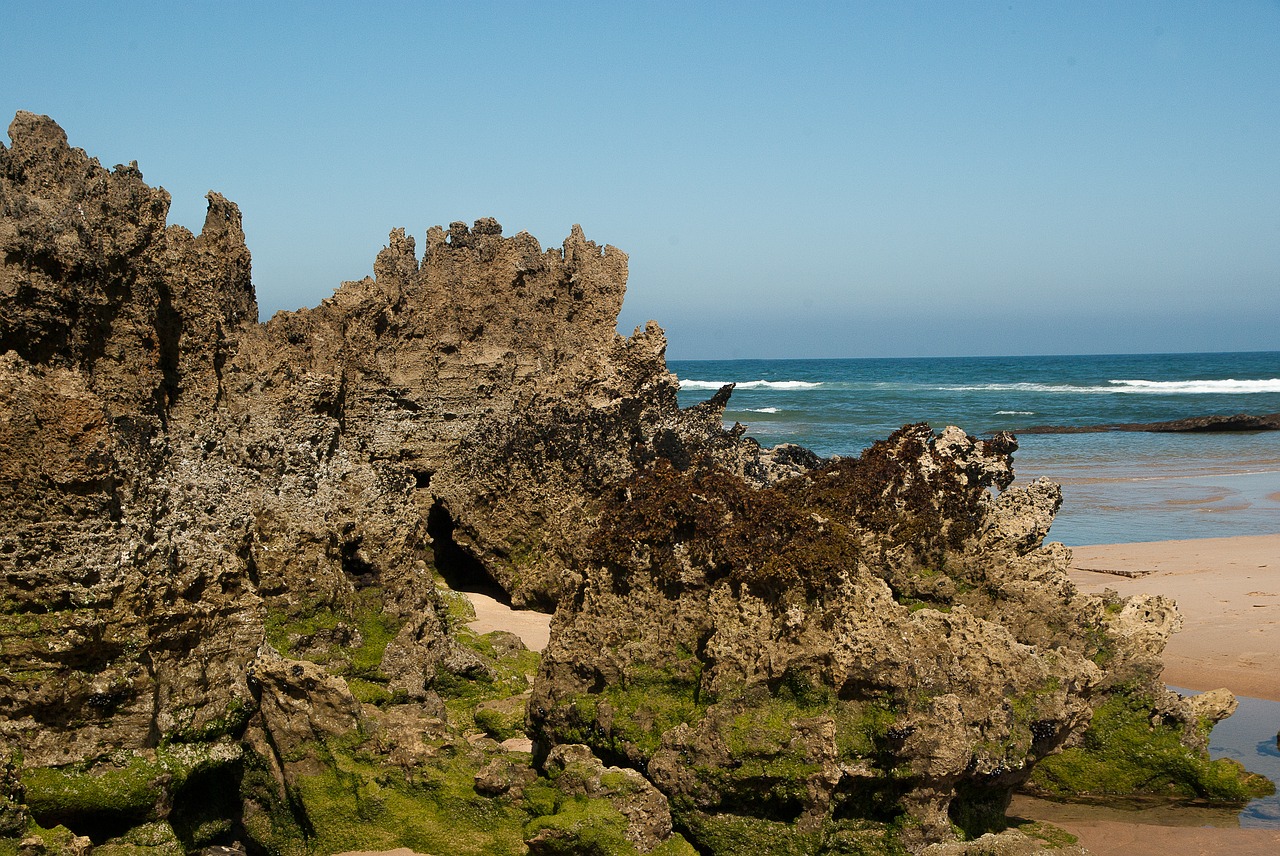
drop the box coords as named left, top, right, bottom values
left=1009, top=795, right=1280, bottom=855
left=1017, top=532, right=1280, bottom=855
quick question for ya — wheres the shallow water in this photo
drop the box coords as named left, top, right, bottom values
left=1195, top=690, right=1280, bottom=827
left=1020, top=462, right=1280, bottom=545
left=1009, top=792, right=1245, bottom=828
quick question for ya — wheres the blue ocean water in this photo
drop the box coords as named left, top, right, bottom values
left=670, top=352, right=1280, bottom=545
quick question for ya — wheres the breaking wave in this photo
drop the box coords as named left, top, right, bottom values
left=947, top=379, right=1280, bottom=395
left=679, top=379, right=823, bottom=391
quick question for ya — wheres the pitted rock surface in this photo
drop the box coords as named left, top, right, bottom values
left=0, top=113, right=1237, bottom=854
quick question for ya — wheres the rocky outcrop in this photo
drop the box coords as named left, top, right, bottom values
left=0, top=112, right=760, bottom=855
left=528, top=427, right=1106, bottom=850
left=1011, top=412, right=1280, bottom=434
left=1, top=113, right=1266, bottom=856
left=0, top=112, right=263, bottom=774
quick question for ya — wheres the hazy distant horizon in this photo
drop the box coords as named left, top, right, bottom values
left=663, top=347, right=1280, bottom=363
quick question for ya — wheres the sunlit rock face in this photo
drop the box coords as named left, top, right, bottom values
left=1, top=112, right=1230, bottom=855
left=0, top=111, right=773, bottom=854
left=529, top=426, right=1118, bottom=849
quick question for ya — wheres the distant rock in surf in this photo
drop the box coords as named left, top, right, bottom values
left=1011, top=412, right=1280, bottom=434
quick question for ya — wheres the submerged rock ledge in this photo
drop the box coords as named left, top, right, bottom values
left=0, top=113, right=1269, bottom=856
left=1012, top=413, right=1280, bottom=435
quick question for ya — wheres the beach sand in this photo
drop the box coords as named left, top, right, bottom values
left=1009, top=795, right=1280, bottom=855
left=464, top=591, right=550, bottom=652
left=1068, top=534, right=1280, bottom=702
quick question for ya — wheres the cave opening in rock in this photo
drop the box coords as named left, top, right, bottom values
left=339, top=537, right=378, bottom=588
left=426, top=500, right=510, bottom=604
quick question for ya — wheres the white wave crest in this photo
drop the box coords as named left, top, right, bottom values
left=679, top=379, right=822, bottom=391
left=742, top=407, right=781, bottom=413
left=1106, top=378, right=1280, bottom=394
left=995, top=410, right=1035, bottom=415
left=945, top=378, right=1280, bottom=395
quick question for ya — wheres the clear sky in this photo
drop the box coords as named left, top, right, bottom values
left=4, top=1, right=1278, bottom=359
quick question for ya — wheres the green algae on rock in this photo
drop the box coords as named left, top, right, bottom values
left=1025, top=692, right=1275, bottom=802
left=529, top=432, right=1264, bottom=851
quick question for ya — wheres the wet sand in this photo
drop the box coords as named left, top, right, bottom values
left=1011, top=795, right=1280, bottom=855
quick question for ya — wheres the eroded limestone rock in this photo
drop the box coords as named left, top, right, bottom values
left=527, top=426, right=1257, bottom=851
left=1, top=112, right=1260, bottom=855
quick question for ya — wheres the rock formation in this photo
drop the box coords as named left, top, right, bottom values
left=1, top=113, right=1268, bottom=856
left=1011, top=413, right=1280, bottom=434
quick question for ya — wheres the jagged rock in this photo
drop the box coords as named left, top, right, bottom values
left=921, top=829, right=1088, bottom=855
left=527, top=434, right=1105, bottom=849
left=1, top=112, right=757, bottom=853
left=1183, top=687, right=1238, bottom=726
left=528, top=424, right=1244, bottom=851
left=526, top=745, right=687, bottom=854
left=248, top=649, right=363, bottom=756
left=1, top=113, right=1258, bottom=855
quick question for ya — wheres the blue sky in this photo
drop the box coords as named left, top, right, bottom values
left=4, top=1, right=1278, bottom=359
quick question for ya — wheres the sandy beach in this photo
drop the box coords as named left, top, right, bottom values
left=465, top=591, right=551, bottom=652
left=1068, top=534, right=1280, bottom=702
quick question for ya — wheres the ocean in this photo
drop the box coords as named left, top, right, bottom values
left=670, top=351, right=1280, bottom=546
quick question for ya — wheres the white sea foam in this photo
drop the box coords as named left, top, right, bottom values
left=995, top=410, right=1035, bottom=415
left=945, top=378, right=1280, bottom=395
left=742, top=407, right=781, bottom=413
left=679, top=379, right=822, bottom=391
left=1106, top=378, right=1280, bottom=394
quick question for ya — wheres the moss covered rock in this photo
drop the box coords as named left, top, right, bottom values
left=524, top=744, right=696, bottom=855
left=1026, top=692, right=1275, bottom=802
left=529, top=431, right=1219, bottom=851
left=474, top=693, right=531, bottom=742
left=19, top=744, right=242, bottom=844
